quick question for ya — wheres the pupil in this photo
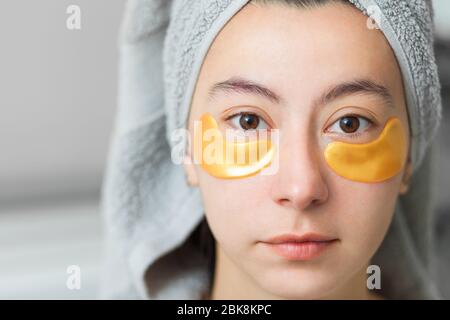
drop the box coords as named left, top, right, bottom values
left=240, top=114, right=259, bottom=130
left=339, top=116, right=359, bottom=133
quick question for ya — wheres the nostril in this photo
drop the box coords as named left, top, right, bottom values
left=278, top=198, right=290, bottom=206
left=277, top=197, right=322, bottom=209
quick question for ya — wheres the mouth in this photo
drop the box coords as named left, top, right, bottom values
left=261, top=233, right=339, bottom=261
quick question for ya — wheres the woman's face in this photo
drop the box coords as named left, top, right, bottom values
left=184, top=2, right=411, bottom=299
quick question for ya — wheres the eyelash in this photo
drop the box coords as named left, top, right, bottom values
left=326, top=113, right=374, bottom=140
left=224, top=111, right=374, bottom=138
left=224, top=111, right=270, bottom=130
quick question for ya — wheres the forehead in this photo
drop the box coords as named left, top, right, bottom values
left=197, top=2, right=404, bottom=106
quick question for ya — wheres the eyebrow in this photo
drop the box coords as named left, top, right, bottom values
left=207, top=76, right=394, bottom=108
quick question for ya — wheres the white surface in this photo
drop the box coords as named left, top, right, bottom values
left=0, top=201, right=104, bottom=299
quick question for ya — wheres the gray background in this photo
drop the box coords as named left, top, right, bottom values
left=0, top=0, right=448, bottom=299
left=0, top=0, right=124, bottom=299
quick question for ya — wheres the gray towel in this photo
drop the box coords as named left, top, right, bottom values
left=99, top=0, right=443, bottom=299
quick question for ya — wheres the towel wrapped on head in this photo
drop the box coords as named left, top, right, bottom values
left=99, top=0, right=443, bottom=299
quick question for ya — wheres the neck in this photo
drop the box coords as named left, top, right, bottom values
left=210, top=243, right=383, bottom=300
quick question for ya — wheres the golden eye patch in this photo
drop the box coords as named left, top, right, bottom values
left=193, top=113, right=275, bottom=179
left=324, top=117, right=408, bottom=183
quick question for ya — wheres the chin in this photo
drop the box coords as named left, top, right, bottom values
left=255, top=268, right=344, bottom=300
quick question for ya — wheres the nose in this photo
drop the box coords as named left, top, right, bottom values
left=270, top=128, right=329, bottom=212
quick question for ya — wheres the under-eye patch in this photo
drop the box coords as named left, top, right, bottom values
left=193, top=113, right=275, bottom=179
left=324, top=117, right=407, bottom=183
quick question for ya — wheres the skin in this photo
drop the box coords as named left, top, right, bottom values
left=183, top=1, right=413, bottom=300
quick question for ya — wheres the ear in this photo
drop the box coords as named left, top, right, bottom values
left=399, top=158, right=413, bottom=195
left=183, top=147, right=199, bottom=187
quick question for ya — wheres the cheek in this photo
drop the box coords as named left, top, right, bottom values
left=331, top=175, right=401, bottom=256
left=196, top=167, right=267, bottom=249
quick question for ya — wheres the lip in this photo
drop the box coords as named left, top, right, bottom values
left=262, top=233, right=338, bottom=261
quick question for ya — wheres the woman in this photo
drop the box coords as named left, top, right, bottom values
left=99, top=0, right=443, bottom=299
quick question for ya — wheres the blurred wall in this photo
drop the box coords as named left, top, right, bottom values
left=0, top=0, right=123, bottom=207
left=0, top=0, right=124, bottom=299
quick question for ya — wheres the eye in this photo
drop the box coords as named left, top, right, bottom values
left=327, top=115, right=372, bottom=136
left=227, top=112, right=269, bottom=131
